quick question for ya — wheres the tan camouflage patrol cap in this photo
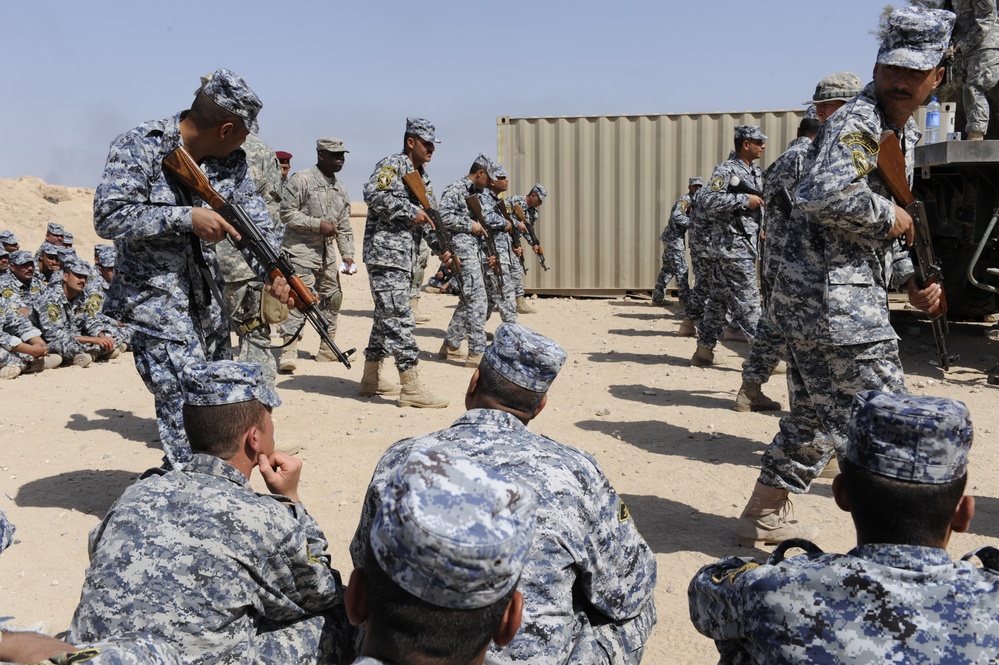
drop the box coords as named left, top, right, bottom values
left=805, top=72, right=863, bottom=104
left=316, top=138, right=348, bottom=153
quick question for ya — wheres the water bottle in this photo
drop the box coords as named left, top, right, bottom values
left=925, top=97, right=941, bottom=144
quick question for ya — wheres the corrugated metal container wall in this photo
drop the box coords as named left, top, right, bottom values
left=497, top=111, right=805, bottom=295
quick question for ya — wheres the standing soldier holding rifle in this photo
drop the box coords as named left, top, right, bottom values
left=94, top=68, right=290, bottom=467
left=359, top=118, right=449, bottom=407
left=734, top=7, right=951, bottom=547
left=507, top=183, right=547, bottom=313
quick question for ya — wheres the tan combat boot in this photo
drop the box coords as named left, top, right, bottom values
left=735, top=481, right=819, bottom=547
left=72, top=353, right=93, bottom=368
left=411, top=297, right=431, bottom=323
left=722, top=326, right=749, bottom=343
left=43, top=355, right=62, bottom=369
left=358, top=360, right=402, bottom=397
left=690, top=345, right=714, bottom=367
left=0, top=365, right=21, bottom=379
left=968, top=130, right=985, bottom=141
left=734, top=381, right=781, bottom=412
left=818, top=456, right=840, bottom=479
left=677, top=318, right=697, bottom=337
left=464, top=353, right=482, bottom=368
left=516, top=296, right=537, bottom=314
left=397, top=366, right=448, bottom=408
left=278, top=336, right=298, bottom=372
left=438, top=340, right=463, bottom=361
left=315, top=340, right=337, bottom=362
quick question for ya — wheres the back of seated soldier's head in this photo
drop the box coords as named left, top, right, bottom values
left=180, top=361, right=281, bottom=460
left=839, top=391, right=973, bottom=547
left=473, top=323, right=567, bottom=416
left=351, top=448, right=536, bottom=665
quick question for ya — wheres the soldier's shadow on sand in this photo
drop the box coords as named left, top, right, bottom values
left=621, top=493, right=755, bottom=558
left=606, top=384, right=775, bottom=412
left=966, top=495, right=999, bottom=540
left=16, top=469, right=141, bottom=517
left=276, top=374, right=359, bottom=398
left=586, top=351, right=674, bottom=366
left=576, top=419, right=764, bottom=468
left=65, top=409, right=160, bottom=450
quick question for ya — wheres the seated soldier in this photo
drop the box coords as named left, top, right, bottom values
left=0, top=250, right=43, bottom=317
left=0, top=306, right=59, bottom=379
left=346, top=448, right=534, bottom=665
left=0, top=247, right=8, bottom=276
left=70, top=360, right=350, bottom=665
left=36, top=242, right=63, bottom=288
left=88, top=244, right=132, bottom=350
left=33, top=257, right=119, bottom=368
left=689, top=391, right=999, bottom=663
left=0, top=230, right=19, bottom=253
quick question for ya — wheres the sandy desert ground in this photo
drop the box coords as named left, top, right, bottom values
left=1, top=177, right=998, bottom=663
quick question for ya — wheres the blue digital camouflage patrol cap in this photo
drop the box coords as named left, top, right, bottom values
left=689, top=177, right=704, bottom=187
left=877, top=7, right=955, bottom=71
left=62, top=256, right=91, bottom=277
left=39, top=242, right=61, bottom=257
left=474, top=154, right=503, bottom=179
left=846, top=390, right=972, bottom=484
left=46, top=222, right=65, bottom=236
left=9, top=250, right=33, bottom=265
left=316, top=137, right=349, bottom=153
left=57, top=247, right=78, bottom=263
left=94, top=244, right=116, bottom=267
left=0, top=247, right=8, bottom=259
left=494, top=166, right=509, bottom=179
left=405, top=117, right=440, bottom=143
left=182, top=360, right=281, bottom=408
left=529, top=183, right=547, bottom=202
left=0, top=230, right=18, bottom=245
left=734, top=125, right=767, bottom=142
left=370, top=448, right=536, bottom=610
left=200, top=68, right=263, bottom=134
left=483, top=323, right=567, bottom=393
left=61, top=231, right=74, bottom=246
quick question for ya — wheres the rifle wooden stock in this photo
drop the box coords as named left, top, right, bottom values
left=875, top=131, right=957, bottom=370
left=162, top=146, right=355, bottom=369
left=400, top=171, right=466, bottom=306
left=513, top=205, right=549, bottom=271
left=465, top=195, right=504, bottom=286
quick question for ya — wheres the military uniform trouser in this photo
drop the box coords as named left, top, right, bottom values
left=485, top=237, right=518, bottom=324
left=741, top=284, right=786, bottom=384
left=445, top=239, right=489, bottom=354
left=410, top=238, right=430, bottom=300
left=0, top=347, right=35, bottom=371
left=758, top=337, right=906, bottom=493
left=964, top=47, right=999, bottom=134
left=364, top=266, right=420, bottom=372
left=509, top=240, right=527, bottom=298
left=132, top=325, right=229, bottom=467
left=655, top=238, right=690, bottom=305
left=697, top=258, right=761, bottom=348
left=224, top=279, right=276, bottom=387
left=278, top=255, right=342, bottom=344
left=686, top=252, right=711, bottom=321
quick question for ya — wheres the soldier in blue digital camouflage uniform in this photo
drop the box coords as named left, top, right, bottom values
left=92, top=68, right=286, bottom=467
left=352, top=323, right=657, bottom=664
left=359, top=117, right=449, bottom=408
left=735, top=8, right=953, bottom=547
left=0, top=251, right=42, bottom=317
left=691, top=391, right=999, bottom=663
left=480, top=168, right=519, bottom=326
left=948, top=0, right=999, bottom=140
left=345, top=448, right=533, bottom=665
left=278, top=137, right=355, bottom=371
left=690, top=125, right=767, bottom=369
left=0, top=302, right=55, bottom=379
left=506, top=183, right=546, bottom=314
left=654, top=177, right=701, bottom=307
left=679, top=182, right=711, bottom=337
left=437, top=155, right=499, bottom=369
left=0, top=248, right=7, bottom=277
left=71, top=360, right=350, bottom=665
left=84, top=245, right=133, bottom=352
left=33, top=257, right=120, bottom=369
left=0, top=230, right=19, bottom=253
left=36, top=243, right=63, bottom=289
left=735, top=74, right=861, bottom=416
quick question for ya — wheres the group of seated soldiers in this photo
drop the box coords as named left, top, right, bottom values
left=0, top=222, right=131, bottom=379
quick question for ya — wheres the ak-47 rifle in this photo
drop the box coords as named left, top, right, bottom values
left=400, top=171, right=466, bottom=306
left=162, top=146, right=355, bottom=369
left=513, top=205, right=549, bottom=271
left=875, top=130, right=958, bottom=370
left=465, top=195, right=504, bottom=288
left=496, top=199, right=527, bottom=273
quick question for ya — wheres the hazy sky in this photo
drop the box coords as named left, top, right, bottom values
left=0, top=0, right=892, bottom=197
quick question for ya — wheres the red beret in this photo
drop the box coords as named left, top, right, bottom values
left=275, top=151, right=293, bottom=161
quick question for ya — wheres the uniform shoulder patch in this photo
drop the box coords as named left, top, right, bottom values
left=679, top=200, right=690, bottom=213
left=1, top=287, right=12, bottom=299
left=84, top=293, right=103, bottom=316
left=47, top=302, right=61, bottom=323
left=711, top=561, right=760, bottom=586
left=376, top=165, right=398, bottom=191
left=618, top=500, right=631, bottom=522
left=709, top=176, right=726, bottom=193
left=60, top=649, right=103, bottom=664
left=840, top=132, right=880, bottom=178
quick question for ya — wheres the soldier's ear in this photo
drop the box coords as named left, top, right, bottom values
left=951, top=495, right=975, bottom=534
left=831, top=473, right=850, bottom=513
left=345, top=567, right=369, bottom=626
left=493, top=591, right=523, bottom=647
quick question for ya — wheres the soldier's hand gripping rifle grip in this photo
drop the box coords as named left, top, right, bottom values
left=465, top=195, right=504, bottom=288
left=875, top=130, right=957, bottom=370
left=497, top=199, right=527, bottom=272
left=161, top=146, right=354, bottom=369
